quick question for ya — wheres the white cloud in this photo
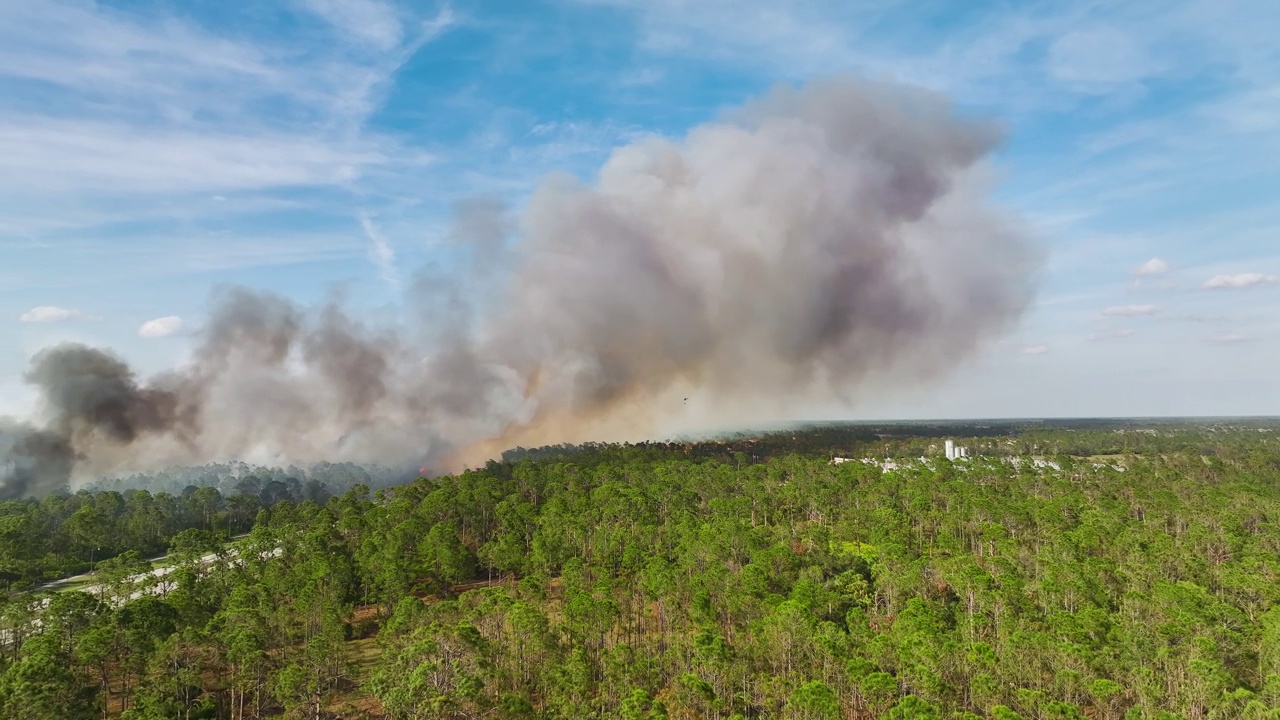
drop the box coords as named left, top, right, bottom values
left=22, top=230, right=378, bottom=282
left=577, top=0, right=867, bottom=75
left=302, top=0, right=404, bottom=50
left=1135, top=257, right=1170, bottom=275
left=422, top=7, right=457, bottom=36
left=0, top=1, right=448, bottom=234
left=1020, top=345, right=1049, bottom=355
left=1203, top=272, right=1278, bottom=289
left=1210, top=332, right=1252, bottom=344
left=0, top=120, right=386, bottom=195
left=0, top=3, right=280, bottom=114
left=360, top=212, right=399, bottom=287
left=516, top=119, right=646, bottom=165
left=1088, top=328, right=1137, bottom=341
left=18, top=306, right=97, bottom=322
left=138, top=315, right=184, bottom=338
left=568, top=1, right=1173, bottom=109
left=1205, top=86, right=1280, bottom=133
left=301, top=1, right=454, bottom=52
left=1047, top=27, right=1160, bottom=89
left=1102, top=304, right=1159, bottom=316
left=570, top=0, right=1054, bottom=109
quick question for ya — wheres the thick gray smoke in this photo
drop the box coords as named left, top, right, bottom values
left=0, top=77, right=1039, bottom=497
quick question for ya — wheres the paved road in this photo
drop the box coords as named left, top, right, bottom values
left=30, top=533, right=253, bottom=597
left=3, top=542, right=278, bottom=646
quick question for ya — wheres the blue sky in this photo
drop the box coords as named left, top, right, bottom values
left=2, top=0, right=1278, bottom=420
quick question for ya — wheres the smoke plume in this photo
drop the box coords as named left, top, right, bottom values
left=0, top=77, right=1039, bottom=497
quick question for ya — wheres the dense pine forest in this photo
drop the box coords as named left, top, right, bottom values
left=2, top=421, right=1279, bottom=719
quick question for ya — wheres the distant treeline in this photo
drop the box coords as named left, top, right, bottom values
left=81, top=460, right=407, bottom=498
left=500, top=418, right=1280, bottom=465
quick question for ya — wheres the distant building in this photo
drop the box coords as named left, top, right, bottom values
left=833, top=457, right=902, bottom=471
left=944, top=440, right=969, bottom=461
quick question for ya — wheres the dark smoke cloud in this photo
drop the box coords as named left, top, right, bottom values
left=0, top=77, right=1040, bottom=497
left=26, top=345, right=193, bottom=444
left=0, top=424, right=74, bottom=499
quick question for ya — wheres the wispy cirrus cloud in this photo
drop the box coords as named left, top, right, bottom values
left=1207, top=86, right=1280, bottom=133
left=0, top=1, right=452, bottom=226
left=1102, top=304, right=1159, bottom=316
left=0, top=0, right=457, bottom=310
left=1088, top=328, right=1137, bottom=341
left=571, top=0, right=1271, bottom=106
left=302, top=0, right=406, bottom=50
left=0, top=120, right=387, bottom=195
left=1047, top=26, right=1162, bottom=91
left=359, top=212, right=399, bottom=288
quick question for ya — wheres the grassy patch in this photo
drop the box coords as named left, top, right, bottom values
left=347, top=637, right=382, bottom=684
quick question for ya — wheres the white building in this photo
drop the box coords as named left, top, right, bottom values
left=944, top=440, right=969, bottom=460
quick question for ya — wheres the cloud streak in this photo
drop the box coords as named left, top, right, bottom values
left=1088, top=328, right=1137, bottom=341
left=302, top=0, right=405, bottom=50
left=1048, top=26, right=1160, bottom=90
left=0, top=120, right=385, bottom=195
left=18, top=306, right=97, bottom=323
left=0, top=1, right=449, bottom=241
left=1102, top=304, right=1159, bottom=316
left=1203, top=272, right=1278, bottom=289
left=359, top=212, right=399, bottom=288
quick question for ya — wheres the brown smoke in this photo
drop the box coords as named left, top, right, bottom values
left=0, top=77, right=1040, bottom=497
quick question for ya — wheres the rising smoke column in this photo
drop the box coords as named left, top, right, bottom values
left=0, top=76, right=1040, bottom=497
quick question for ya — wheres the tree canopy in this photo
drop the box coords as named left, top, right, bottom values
left=2, top=420, right=1278, bottom=718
